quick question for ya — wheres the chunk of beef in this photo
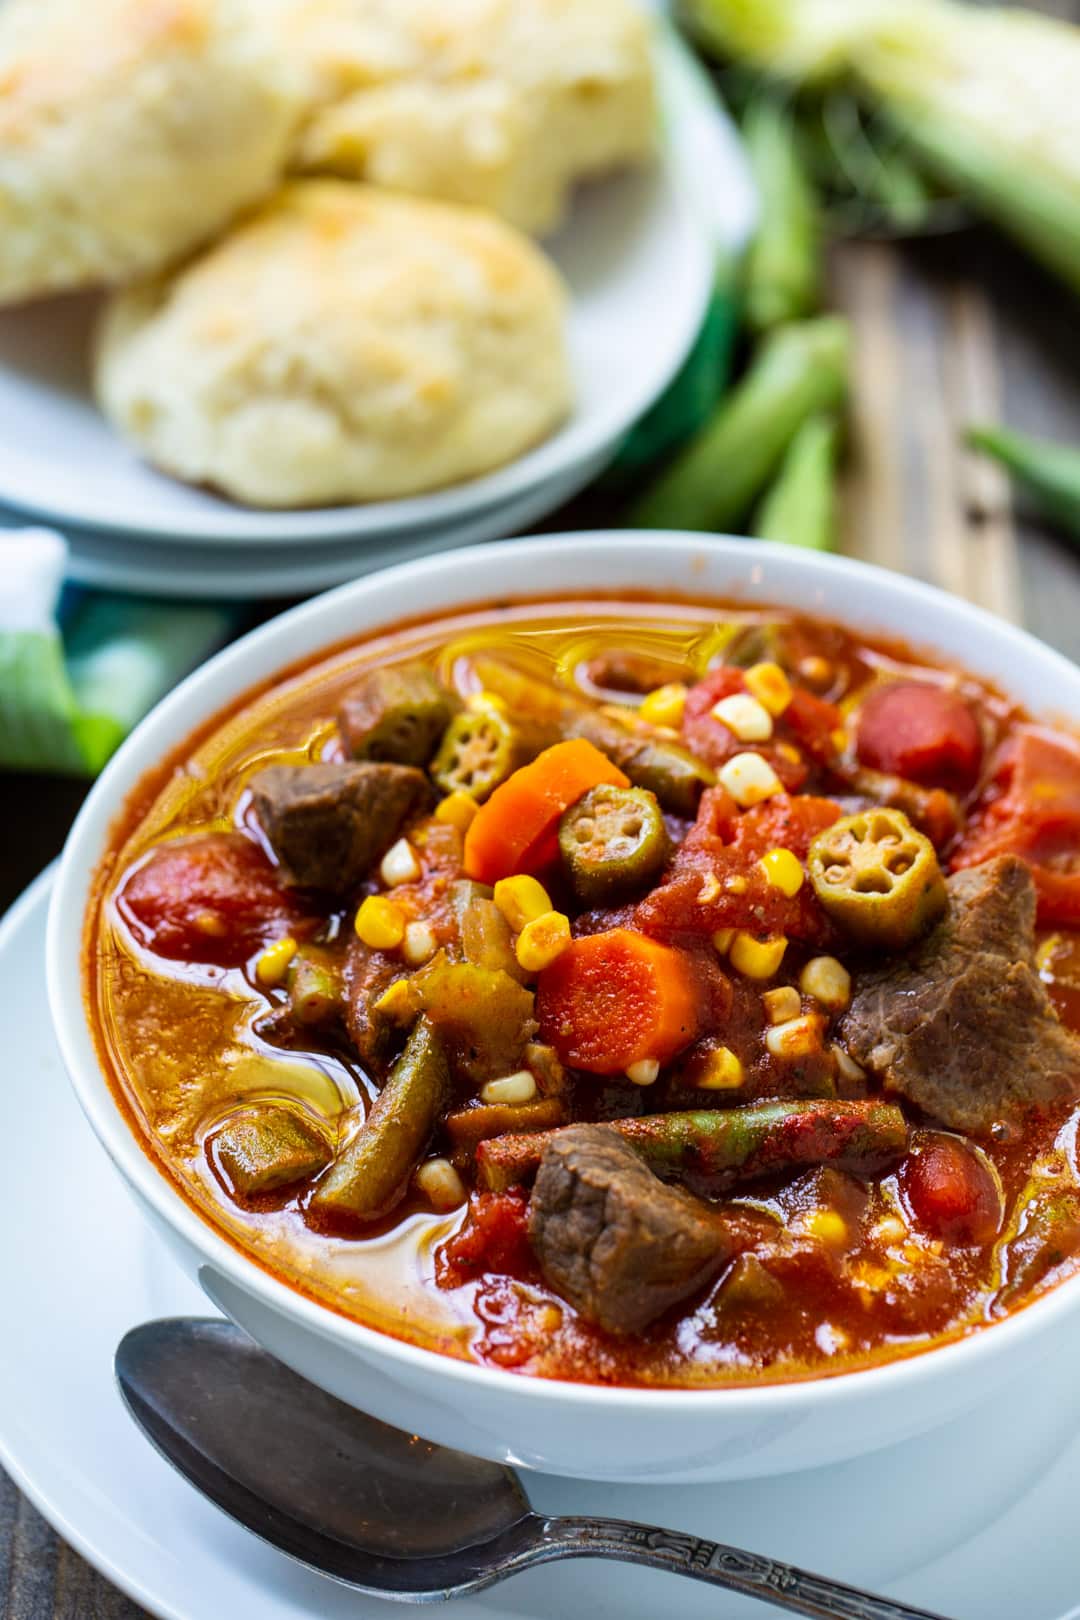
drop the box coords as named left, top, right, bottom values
left=528, top=1124, right=731, bottom=1334
left=251, top=762, right=429, bottom=893
left=840, top=855, right=1080, bottom=1136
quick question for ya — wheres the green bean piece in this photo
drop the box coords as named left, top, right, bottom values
left=808, top=808, right=947, bottom=950
left=967, top=425, right=1080, bottom=545
left=212, top=1106, right=332, bottom=1199
left=286, top=947, right=342, bottom=1028
left=432, top=708, right=552, bottom=802
left=742, top=96, right=821, bottom=333
left=629, top=316, right=850, bottom=533
left=338, top=663, right=458, bottom=765
left=558, top=784, right=671, bottom=906
left=477, top=1099, right=908, bottom=1195
left=444, top=1097, right=566, bottom=1152
left=753, top=412, right=840, bottom=552
left=309, top=1018, right=449, bottom=1224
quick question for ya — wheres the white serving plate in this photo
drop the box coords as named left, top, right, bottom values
left=52, top=448, right=611, bottom=599
left=8, top=869, right=1080, bottom=1620
left=45, top=533, right=1080, bottom=1486
left=0, top=29, right=745, bottom=549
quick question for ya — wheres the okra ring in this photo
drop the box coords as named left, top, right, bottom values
left=808, top=808, right=946, bottom=949
left=558, top=783, right=670, bottom=905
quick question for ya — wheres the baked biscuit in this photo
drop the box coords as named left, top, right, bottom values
left=94, top=182, right=573, bottom=508
left=0, top=0, right=301, bottom=305
left=280, top=0, right=657, bottom=235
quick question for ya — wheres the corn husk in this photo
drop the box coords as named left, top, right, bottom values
left=683, top=0, right=1080, bottom=292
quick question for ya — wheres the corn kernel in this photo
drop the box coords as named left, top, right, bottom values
left=466, top=690, right=507, bottom=714
left=730, top=931, right=787, bottom=979
left=762, top=985, right=801, bottom=1024
left=639, top=682, right=688, bottom=729
left=380, top=838, right=421, bottom=887
left=697, top=871, right=721, bottom=905
left=776, top=742, right=802, bottom=766
left=800, top=955, right=852, bottom=1012
left=516, top=910, right=571, bottom=973
left=758, top=847, right=804, bottom=897
left=481, top=1070, right=538, bottom=1105
left=852, top=1261, right=892, bottom=1299
left=831, top=728, right=848, bottom=755
left=717, top=751, right=783, bottom=808
left=804, top=1209, right=849, bottom=1246
left=831, top=1042, right=865, bottom=1085
left=711, top=693, right=773, bottom=743
left=414, top=1157, right=467, bottom=1211
left=712, top=927, right=735, bottom=955
left=626, top=1058, right=660, bottom=1086
left=873, top=1214, right=908, bottom=1246
left=402, top=921, right=438, bottom=967
left=435, top=791, right=478, bottom=832
left=374, top=978, right=421, bottom=1022
left=494, top=874, right=552, bottom=933
left=193, top=910, right=228, bottom=938
left=798, top=654, right=833, bottom=689
left=816, top=1322, right=851, bottom=1354
left=355, top=895, right=407, bottom=949
left=726, top=873, right=749, bottom=895
left=695, top=1046, right=745, bottom=1090
left=743, top=661, right=792, bottom=717
left=765, top=1013, right=825, bottom=1061
left=254, top=935, right=297, bottom=988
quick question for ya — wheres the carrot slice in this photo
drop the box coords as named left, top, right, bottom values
left=463, top=738, right=628, bottom=885
left=536, top=927, right=704, bottom=1075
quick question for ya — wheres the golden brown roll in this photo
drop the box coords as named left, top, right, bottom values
left=94, top=182, right=573, bottom=508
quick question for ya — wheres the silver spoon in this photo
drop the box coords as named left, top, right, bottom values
left=115, top=1318, right=950, bottom=1618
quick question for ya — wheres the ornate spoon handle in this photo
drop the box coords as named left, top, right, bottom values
left=539, top=1516, right=949, bottom=1619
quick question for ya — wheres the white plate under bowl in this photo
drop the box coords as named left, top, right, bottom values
left=6, top=869, right=1080, bottom=1620
left=57, top=449, right=612, bottom=599
left=0, top=30, right=736, bottom=547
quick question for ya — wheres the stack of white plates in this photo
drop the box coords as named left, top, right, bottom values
left=0, top=32, right=755, bottom=600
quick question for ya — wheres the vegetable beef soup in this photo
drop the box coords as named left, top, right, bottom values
left=87, top=598, right=1080, bottom=1386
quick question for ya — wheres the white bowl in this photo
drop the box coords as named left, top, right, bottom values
left=46, top=533, right=1080, bottom=1484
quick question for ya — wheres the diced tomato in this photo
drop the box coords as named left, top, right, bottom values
left=682, top=668, right=811, bottom=791
left=435, top=1188, right=534, bottom=1288
left=900, top=1136, right=1002, bottom=1247
left=118, top=832, right=313, bottom=967
left=636, top=789, right=841, bottom=947
left=536, top=928, right=707, bottom=1075
left=730, top=793, right=844, bottom=862
left=854, top=681, right=982, bottom=793
left=785, top=688, right=845, bottom=771
left=952, top=727, right=1080, bottom=925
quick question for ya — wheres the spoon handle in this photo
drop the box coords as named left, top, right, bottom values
left=540, top=1516, right=950, bottom=1619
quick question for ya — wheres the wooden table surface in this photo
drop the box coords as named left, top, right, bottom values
left=5, top=125, right=1080, bottom=1620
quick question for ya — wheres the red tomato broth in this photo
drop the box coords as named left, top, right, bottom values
left=84, top=596, right=1080, bottom=1387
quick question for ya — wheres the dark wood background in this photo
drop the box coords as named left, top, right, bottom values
left=5, top=9, right=1080, bottom=1614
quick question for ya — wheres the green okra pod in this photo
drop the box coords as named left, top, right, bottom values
left=967, top=424, right=1080, bottom=544
left=742, top=96, right=821, bottom=333
left=753, top=411, right=840, bottom=551
left=630, top=316, right=850, bottom=533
